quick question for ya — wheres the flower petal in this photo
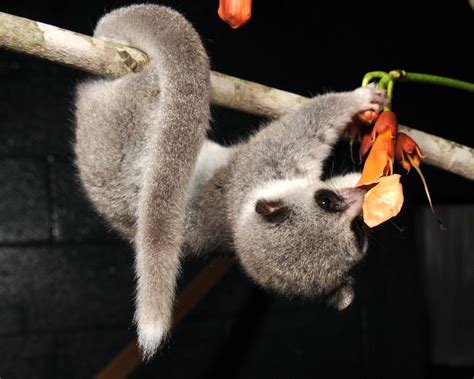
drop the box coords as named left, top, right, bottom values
left=371, top=110, right=398, bottom=140
left=356, top=129, right=394, bottom=187
left=359, top=129, right=374, bottom=161
left=395, top=133, right=416, bottom=155
left=395, top=132, right=423, bottom=172
left=362, top=174, right=404, bottom=228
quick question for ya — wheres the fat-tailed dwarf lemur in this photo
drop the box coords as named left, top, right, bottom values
left=74, top=4, right=387, bottom=358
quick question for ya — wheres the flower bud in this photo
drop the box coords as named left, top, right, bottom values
left=358, top=110, right=379, bottom=124
left=218, top=0, right=252, bottom=29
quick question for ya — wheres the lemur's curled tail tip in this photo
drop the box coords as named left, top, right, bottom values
left=137, top=321, right=168, bottom=360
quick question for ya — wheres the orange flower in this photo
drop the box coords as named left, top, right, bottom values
left=362, top=174, right=404, bottom=228
left=359, top=128, right=374, bottom=161
left=354, top=111, right=442, bottom=229
left=370, top=110, right=398, bottom=141
left=395, top=133, right=444, bottom=228
left=356, top=129, right=395, bottom=187
left=395, top=132, right=423, bottom=173
left=218, top=0, right=252, bottom=29
left=356, top=117, right=403, bottom=228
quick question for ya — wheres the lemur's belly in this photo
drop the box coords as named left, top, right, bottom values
left=189, top=140, right=236, bottom=192
left=182, top=140, right=236, bottom=254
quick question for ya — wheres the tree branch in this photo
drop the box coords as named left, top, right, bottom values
left=1, top=11, right=472, bottom=180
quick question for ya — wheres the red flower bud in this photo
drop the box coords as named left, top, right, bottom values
left=358, top=110, right=379, bottom=124
left=394, top=133, right=442, bottom=228
left=395, top=132, right=423, bottom=173
left=218, top=0, right=252, bottom=29
left=371, top=110, right=398, bottom=141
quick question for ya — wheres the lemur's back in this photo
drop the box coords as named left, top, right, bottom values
left=76, top=74, right=148, bottom=235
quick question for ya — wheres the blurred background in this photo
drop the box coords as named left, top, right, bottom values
left=0, top=0, right=473, bottom=378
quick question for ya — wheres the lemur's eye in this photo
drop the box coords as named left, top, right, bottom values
left=315, top=189, right=344, bottom=213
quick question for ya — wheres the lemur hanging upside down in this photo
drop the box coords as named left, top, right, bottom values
left=74, top=4, right=387, bottom=358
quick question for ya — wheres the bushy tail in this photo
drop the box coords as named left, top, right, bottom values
left=94, top=5, right=210, bottom=358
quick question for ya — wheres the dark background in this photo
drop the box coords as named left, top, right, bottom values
left=0, top=0, right=473, bottom=378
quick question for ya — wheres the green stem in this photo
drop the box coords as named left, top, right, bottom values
left=385, top=79, right=394, bottom=111
left=376, top=73, right=392, bottom=89
left=362, top=70, right=474, bottom=110
left=363, top=69, right=474, bottom=92
left=374, top=73, right=394, bottom=111
left=394, top=71, right=474, bottom=92
left=362, top=71, right=387, bottom=86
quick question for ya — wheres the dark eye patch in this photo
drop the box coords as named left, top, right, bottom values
left=314, top=189, right=345, bottom=213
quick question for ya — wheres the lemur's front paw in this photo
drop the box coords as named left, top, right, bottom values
left=352, top=83, right=387, bottom=113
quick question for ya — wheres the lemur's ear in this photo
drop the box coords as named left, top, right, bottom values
left=255, top=199, right=289, bottom=223
left=255, top=199, right=283, bottom=215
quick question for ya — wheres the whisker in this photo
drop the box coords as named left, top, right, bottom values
left=305, top=168, right=312, bottom=186
left=388, top=219, right=405, bottom=233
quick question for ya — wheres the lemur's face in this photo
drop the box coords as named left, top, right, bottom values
left=234, top=174, right=367, bottom=304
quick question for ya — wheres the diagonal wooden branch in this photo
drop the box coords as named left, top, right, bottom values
left=1, top=11, right=473, bottom=180
left=94, top=256, right=234, bottom=379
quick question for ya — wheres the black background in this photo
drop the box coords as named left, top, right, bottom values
left=0, top=0, right=473, bottom=378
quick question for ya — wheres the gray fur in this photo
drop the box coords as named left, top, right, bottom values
left=74, top=4, right=210, bottom=359
left=74, top=4, right=386, bottom=359
left=225, top=87, right=386, bottom=299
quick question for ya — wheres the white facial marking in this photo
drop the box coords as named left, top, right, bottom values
left=239, top=178, right=312, bottom=224
left=325, top=172, right=361, bottom=189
